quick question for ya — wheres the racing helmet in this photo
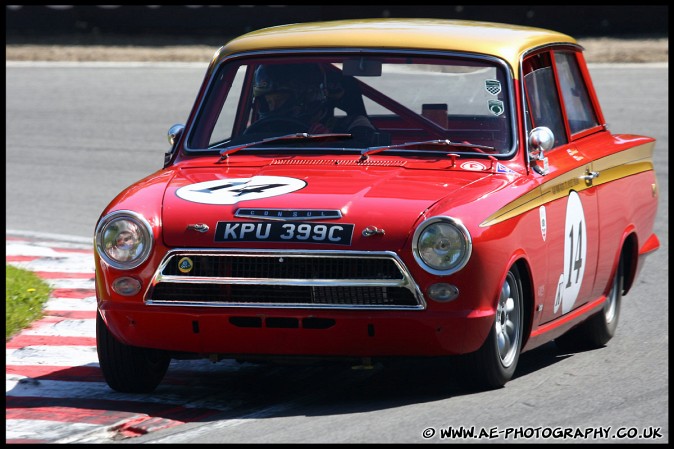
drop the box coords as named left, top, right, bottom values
left=253, top=63, right=327, bottom=117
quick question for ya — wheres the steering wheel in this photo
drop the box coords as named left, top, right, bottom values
left=244, top=116, right=310, bottom=135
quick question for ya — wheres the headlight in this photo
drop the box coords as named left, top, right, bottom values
left=95, top=210, right=153, bottom=270
left=412, top=216, right=472, bottom=275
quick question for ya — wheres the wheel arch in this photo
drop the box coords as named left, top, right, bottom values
left=619, top=231, right=638, bottom=295
left=512, top=257, right=535, bottom=350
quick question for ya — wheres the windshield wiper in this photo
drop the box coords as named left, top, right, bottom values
left=217, top=133, right=353, bottom=162
left=359, top=139, right=497, bottom=161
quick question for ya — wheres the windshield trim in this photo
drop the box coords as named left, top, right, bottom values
left=181, top=48, right=518, bottom=160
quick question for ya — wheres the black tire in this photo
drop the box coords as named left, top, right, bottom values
left=96, top=311, right=170, bottom=393
left=462, top=265, right=524, bottom=389
left=555, top=256, right=623, bottom=352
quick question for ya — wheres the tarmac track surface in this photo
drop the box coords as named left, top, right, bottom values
left=5, top=62, right=669, bottom=444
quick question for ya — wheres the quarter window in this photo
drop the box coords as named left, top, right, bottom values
left=523, top=52, right=568, bottom=148
left=554, top=52, right=599, bottom=135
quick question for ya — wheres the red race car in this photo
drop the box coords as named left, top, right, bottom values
left=94, top=19, right=660, bottom=392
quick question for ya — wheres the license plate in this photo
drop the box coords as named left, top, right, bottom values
left=215, top=221, right=354, bottom=245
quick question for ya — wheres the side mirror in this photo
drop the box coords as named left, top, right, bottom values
left=167, top=124, right=185, bottom=146
left=165, top=124, right=185, bottom=167
left=528, top=126, right=553, bottom=175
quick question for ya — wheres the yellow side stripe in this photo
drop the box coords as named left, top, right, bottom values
left=480, top=142, right=655, bottom=228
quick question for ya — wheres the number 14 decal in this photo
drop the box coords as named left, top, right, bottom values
left=554, top=191, right=587, bottom=314
left=566, top=224, right=584, bottom=288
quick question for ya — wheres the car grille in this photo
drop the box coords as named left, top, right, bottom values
left=146, top=250, right=425, bottom=310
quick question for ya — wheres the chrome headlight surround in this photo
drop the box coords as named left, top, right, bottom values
left=412, top=216, right=472, bottom=276
left=95, top=210, right=154, bottom=270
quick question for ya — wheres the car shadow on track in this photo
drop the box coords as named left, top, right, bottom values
left=7, top=341, right=582, bottom=433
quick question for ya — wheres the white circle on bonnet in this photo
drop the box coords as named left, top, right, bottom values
left=176, top=176, right=307, bottom=205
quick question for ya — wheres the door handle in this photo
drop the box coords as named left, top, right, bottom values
left=580, top=170, right=599, bottom=186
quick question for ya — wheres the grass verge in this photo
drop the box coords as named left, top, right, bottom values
left=6, top=265, right=52, bottom=340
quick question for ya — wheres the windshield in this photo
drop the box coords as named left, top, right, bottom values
left=186, top=52, right=515, bottom=157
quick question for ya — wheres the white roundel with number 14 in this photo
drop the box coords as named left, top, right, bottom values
left=553, top=190, right=587, bottom=315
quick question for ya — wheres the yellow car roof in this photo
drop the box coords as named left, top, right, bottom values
left=217, top=18, right=579, bottom=73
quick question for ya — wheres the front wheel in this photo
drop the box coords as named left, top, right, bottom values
left=461, top=265, right=524, bottom=389
left=96, top=311, right=170, bottom=393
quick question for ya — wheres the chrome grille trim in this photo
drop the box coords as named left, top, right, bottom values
left=145, top=249, right=426, bottom=310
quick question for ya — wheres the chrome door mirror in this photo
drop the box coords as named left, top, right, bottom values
left=528, top=126, right=554, bottom=175
left=165, top=124, right=185, bottom=167
left=167, top=124, right=185, bottom=146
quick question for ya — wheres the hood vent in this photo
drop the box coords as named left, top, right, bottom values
left=271, top=159, right=406, bottom=167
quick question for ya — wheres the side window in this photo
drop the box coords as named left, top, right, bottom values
left=554, top=52, right=599, bottom=135
left=523, top=53, right=568, bottom=148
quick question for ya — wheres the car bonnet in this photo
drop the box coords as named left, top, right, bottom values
left=161, top=161, right=494, bottom=250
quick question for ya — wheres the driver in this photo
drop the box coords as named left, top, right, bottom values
left=250, top=63, right=375, bottom=141
left=251, top=63, right=330, bottom=133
